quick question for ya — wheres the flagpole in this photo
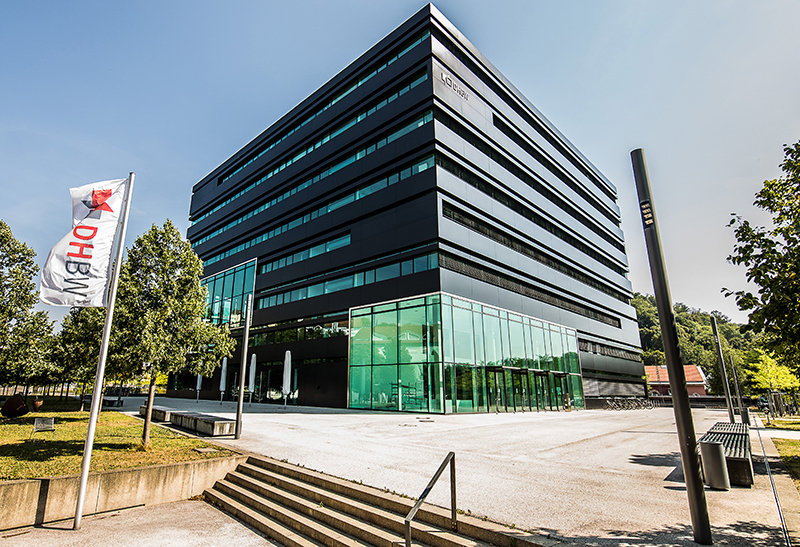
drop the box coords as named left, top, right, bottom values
left=73, top=172, right=135, bottom=530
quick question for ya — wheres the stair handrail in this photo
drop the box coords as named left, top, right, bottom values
left=404, top=451, right=456, bottom=547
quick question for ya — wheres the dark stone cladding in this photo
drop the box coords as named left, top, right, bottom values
left=187, top=4, right=644, bottom=406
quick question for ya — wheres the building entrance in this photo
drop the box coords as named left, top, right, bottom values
left=510, top=369, right=530, bottom=412
left=486, top=367, right=505, bottom=412
left=484, top=367, right=534, bottom=413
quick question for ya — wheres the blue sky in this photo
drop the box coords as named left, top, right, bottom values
left=2, top=0, right=799, bottom=327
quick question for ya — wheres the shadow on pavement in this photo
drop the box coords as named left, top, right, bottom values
left=562, top=521, right=784, bottom=546
left=629, top=451, right=684, bottom=483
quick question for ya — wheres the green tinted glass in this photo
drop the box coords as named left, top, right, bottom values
left=372, top=311, right=398, bottom=365
left=452, top=305, right=474, bottom=365
left=399, top=306, right=426, bottom=364
left=349, top=367, right=371, bottom=409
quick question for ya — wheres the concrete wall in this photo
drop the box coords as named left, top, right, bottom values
left=0, top=454, right=248, bottom=531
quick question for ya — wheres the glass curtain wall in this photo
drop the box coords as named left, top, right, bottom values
left=201, top=259, right=257, bottom=328
left=348, top=292, right=584, bottom=413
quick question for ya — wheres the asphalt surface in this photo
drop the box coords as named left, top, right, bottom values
left=4, top=398, right=798, bottom=547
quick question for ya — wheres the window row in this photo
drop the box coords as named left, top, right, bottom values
left=256, top=252, right=439, bottom=310
left=432, top=26, right=616, bottom=202
left=348, top=361, right=584, bottom=413
left=438, top=252, right=622, bottom=328
left=578, top=340, right=641, bottom=362
left=492, top=114, right=619, bottom=226
left=436, top=154, right=627, bottom=276
left=260, top=234, right=351, bottom=275
left=442, top=202, right=629, bottom=303
left=191, top=70, right=428, bottom=238
left=212, top=29, right=431, bottom=191
left=349, top=292, right=580, bottom=373
left=250, top=320, right=349, bottom=347
left=435, top=109, right=626, bottom=257
left=200, top=114, right=434, bottom=266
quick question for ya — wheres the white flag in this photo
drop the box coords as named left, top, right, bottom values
left=39, top=177, right=128, bottom=307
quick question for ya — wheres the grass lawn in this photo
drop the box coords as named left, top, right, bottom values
left=767, top=418, right=800, bottom=431
left=773, top=438, right=800, bottom=492
left=0, top=396, right=234, bottom=481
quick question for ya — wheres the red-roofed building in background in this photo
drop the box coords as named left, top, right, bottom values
left=645, top=364, right=708, bottom=396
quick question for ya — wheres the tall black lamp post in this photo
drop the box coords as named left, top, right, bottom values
left=631, top=149, right=712, bottom=545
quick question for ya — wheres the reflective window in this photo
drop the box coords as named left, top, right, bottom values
left=349, top=366, right=371, bottom=409
left=508, top=319, right=526, bottom=367
left=372, top=365, right=399, bottom=410
left=260, top=234, right=350, bottom=275
left=201, top=259, right=257, bottom=328
left=441, top=304, right=454, bottom=363
left=399, top=363, right=427, bottom=412
left=256, top=251, right=438, bottom=310
left=200, top=133, right=434, bottom=266
left=372, top=311, right=398, bottom=365
left=399, top=306, right=426, bottom=364
left=483, top=313, right=501, bottom=366
left=452, top=305, right=474, bottom=365
left=192, top=33, right=431, bottom=224
left=347, top=293, right=584, bottom=413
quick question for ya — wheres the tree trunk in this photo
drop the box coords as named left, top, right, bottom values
left=141, top=374, right=157, bottom=450
left=79, top=383, right=86, bottom=412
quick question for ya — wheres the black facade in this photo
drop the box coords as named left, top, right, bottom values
left=182, top=4, right=644, bottom=409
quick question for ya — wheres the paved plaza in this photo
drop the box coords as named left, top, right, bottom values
left=5, top=399, right=798, bottom=546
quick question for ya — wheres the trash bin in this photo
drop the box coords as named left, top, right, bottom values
left=741, top=407, right=751, bottom=425
left=700, top=440, right=730, bottom=490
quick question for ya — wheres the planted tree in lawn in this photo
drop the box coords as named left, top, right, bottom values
left=55, top=307, right=106, bottom=410
left=116, top=220, right=234, bottom=448
left=749, top=351, right=799, bottom=394
left=726, top=141, right=800, bottom=369
left=0, top=220, right=54, bottom=396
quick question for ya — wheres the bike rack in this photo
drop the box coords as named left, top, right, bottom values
left=404, top=451, right=457, bottom=547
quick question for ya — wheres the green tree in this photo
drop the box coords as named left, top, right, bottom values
left=726, top=141, right=800, bottom=366
left=0, top=220, right=54, bottom=394
left=632, top=293, right=758, bottom=395
left=55, top=306, right=106, bottom=410
left=2, top=310, right=55, bottom=397
left=750, top=351, right=800, bottom=393
left=116, top=220, right=235, bottom=448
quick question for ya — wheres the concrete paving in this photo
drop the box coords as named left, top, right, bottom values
left=1, top=499, right=278, bottom=547
left=6, top=398, right=800, bottom=546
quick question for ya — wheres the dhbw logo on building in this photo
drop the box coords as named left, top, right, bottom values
left=440, top=71, right=469, bottom=101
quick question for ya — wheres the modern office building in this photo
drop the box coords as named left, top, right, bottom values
left=179, top=4, right=644, bottom=412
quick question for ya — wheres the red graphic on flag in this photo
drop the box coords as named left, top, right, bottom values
left=83, top=189, right=114, bottom=213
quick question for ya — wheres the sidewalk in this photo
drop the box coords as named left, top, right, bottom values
left=5, top=399, right=798, bottom=546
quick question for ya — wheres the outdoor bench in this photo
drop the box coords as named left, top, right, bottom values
left=139, top=405, right=179, bottom=422
left=169, top=411, right=235, bottom=436
left=698, top=422, right=753, bottom=486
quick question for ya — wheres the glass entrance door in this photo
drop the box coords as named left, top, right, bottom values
left=532, top=372, right=547, bottom=410
left=486, top=368, right=506, bottom=412
left=549, top=373, right=569, bottom=411
left=511, top=370, right=530, bottom=412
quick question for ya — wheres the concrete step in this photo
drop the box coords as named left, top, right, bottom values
left=205, top=486, right=327, bottom=547
left=233, top=464, right=482, bottom=547
left=227, top=468, right=481, bottom=547
left=208, top=455, right=563, bottom=547
left=214, top=478, right=376, bottom=547
left=244, top=456, right=437, bottom=525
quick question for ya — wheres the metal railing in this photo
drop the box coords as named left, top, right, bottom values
left=404, top=451, right=457, bottom=547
